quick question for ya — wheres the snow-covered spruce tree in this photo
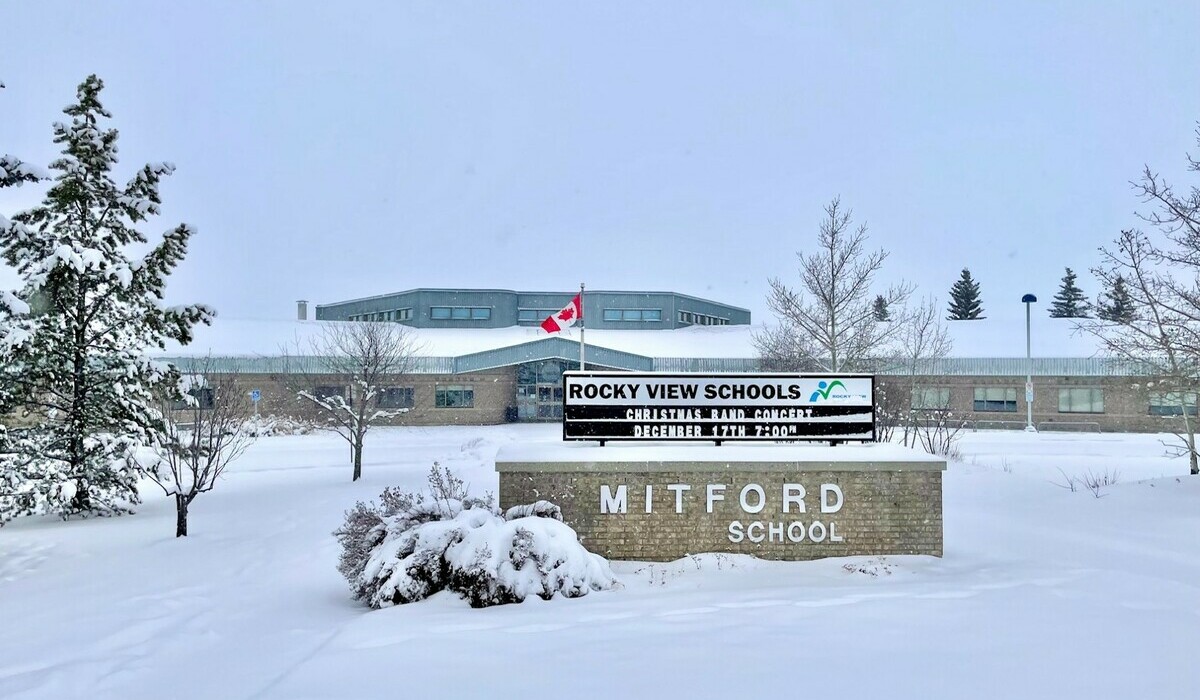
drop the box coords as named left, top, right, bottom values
left=0, top=93, right=50, bottom=409
left=0, top=75, right=212, bottom=523
left=0, top=92, right=51, bottom=488
left=1049, top=267, right=1091, bottom=318
left=946, top=268, right=985, bottom=320
left=1096, top=274, right=1135, bottom=324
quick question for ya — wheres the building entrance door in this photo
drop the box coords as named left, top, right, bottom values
left=515, top=359, right=578, bottom=421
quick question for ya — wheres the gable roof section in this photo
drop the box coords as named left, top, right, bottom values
left=453, top=337, right=653, bottom=373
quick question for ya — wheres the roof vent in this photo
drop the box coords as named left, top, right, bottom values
left=297, top=300, right=308, bottom=321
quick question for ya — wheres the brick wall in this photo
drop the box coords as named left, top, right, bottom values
left=878, top=375, right=1189, bottom=433
left=171, top=368, right=516, bottom=427
left=499, top=467, right=943, bottom=562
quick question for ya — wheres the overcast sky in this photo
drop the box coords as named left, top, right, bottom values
left=2, top=1, right=1199, bottom=323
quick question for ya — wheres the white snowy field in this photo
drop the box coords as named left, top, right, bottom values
left=1, top=426, right=1198, bottom=700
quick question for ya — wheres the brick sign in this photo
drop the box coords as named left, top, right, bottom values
left=495, top=444, right=947, bottom=562
left=562, top=372, right=875, bottom=443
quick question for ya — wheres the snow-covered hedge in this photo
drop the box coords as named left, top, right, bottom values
left=334, top=469, right=617, bottom=608
left=240, top=415, right=315, bottom=437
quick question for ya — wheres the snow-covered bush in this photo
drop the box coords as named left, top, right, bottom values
left=240, top=415, right=316, bottom=437
left=334, top=466, right=617, bottom=609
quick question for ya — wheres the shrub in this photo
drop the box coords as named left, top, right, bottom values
left=333, top=467, right=616, bottom=609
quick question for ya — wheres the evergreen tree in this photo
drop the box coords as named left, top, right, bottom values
left=872, top=294, right=890, bottom=321
left=1096, top=275, right=1135, bottom=324
left=1049, top=267, right=1091, bottom=318
left=0, top=76, right=212, bottom=524
left=946, top=268, right=985, bottom=320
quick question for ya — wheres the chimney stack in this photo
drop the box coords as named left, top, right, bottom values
left=297, top=300, right=308, bottom=321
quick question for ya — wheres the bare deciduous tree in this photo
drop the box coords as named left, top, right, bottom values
left=284, top=321, right=420, bottom=481
left=757, top=197, right=912, bottom=373
left=886, top=296, right=962, bottom=456
left=1079, top=128, right=1200, bottom=475
left=145, top=356, right=256, bottom=537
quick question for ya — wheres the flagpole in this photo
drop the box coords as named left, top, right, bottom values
left=579, top=282, right=586, bottom=371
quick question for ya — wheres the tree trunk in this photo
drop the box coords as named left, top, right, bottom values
left=352, top=439, right=363, bottom=481
left=69, top=280, right=91, bottom=515
left=175, top=493, right=189, bottom=537
left=1181, top=405, right=1199, bottom=475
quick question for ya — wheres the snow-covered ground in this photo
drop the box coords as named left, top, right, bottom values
left=1, top=427, right=1197, bottom=699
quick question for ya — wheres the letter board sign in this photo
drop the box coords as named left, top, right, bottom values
left=562, top=372, right=875, bottom=443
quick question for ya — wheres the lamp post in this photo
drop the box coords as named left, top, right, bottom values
left=1022, top=294, right=1037, bottom=432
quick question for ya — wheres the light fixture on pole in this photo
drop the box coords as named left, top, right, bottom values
left=1022, top=294, right=1037, bottom=432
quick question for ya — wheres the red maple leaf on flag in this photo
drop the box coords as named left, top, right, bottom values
left=541, top=293, right=582, bottom=333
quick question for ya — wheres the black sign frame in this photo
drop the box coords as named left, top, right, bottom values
left=562, top=371, right=876, bottom=446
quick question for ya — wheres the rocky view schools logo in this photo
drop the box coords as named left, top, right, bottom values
left=809, top=380, right=848, bottom=402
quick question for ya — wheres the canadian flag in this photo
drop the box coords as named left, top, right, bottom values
left=541, top=294, right=582, bottom=333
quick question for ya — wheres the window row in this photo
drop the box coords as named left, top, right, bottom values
left=349, top=308, right=412, bottom=322
left=307, top=385, right=473, bottom=409
left=517, top=308, right=561, bottom=323
left=430, top=306, right=491, bottom=321
left=910, top=387, right=1200, bottom=415
left=602, top=308, right=662, bottom=322
left=1148, top=391, right=1199, bottom=416
left=677, top=311, right=730, bottom=326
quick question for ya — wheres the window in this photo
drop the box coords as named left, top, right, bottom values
left=678, top=310, right=728, bottom=326
left=396, top=308, right=412, bottom=321
left=1059, top=388, right=1104, bottom=414
left=973, top=387, right=1017, bottom=412
left=435, top=385, right=474, bottom=408
left=518, top=308, right=557, bottom=324
left=912, top=387, right=951, bottom=410
left=172, top=386, right=214, bottom=410
left=193, top=387, right=215, bottom=409
left=378, top=387, right=414, bottom=409
left=431, top=306, right=490, bottom=321
left=603, top=308, right=663, bottom=322
left=1149, top=391, right=1199, bottom=416
left=314, top=385, right=347, bottom=404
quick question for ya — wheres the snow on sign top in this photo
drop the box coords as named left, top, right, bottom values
left=496, top=440, right=946, bottom=466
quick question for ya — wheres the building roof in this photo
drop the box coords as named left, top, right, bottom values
left=155, top=315, right=1142, bottom=376
left=314, top=287, right=753, bottom=314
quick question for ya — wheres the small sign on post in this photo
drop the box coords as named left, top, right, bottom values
left=1025, top=382, right=1034, bottom=404
left=249, top=389, right=261, bottom=417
